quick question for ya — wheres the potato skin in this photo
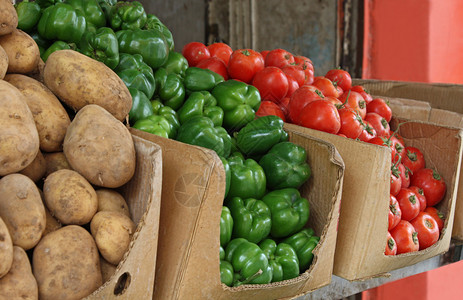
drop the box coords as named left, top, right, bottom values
left=0, top=217, right=13, bottom=278
left=0, top=0, right=18, bottom=36
left=19, top=150, right=46, bottom=182
left=43, top=169, right=98, bottom=225
left=99, top=257, right=117, bottom=284
left=0, top=45, right=7, bottom=80
left=0, top=29, right=39, bottom=74
left=0, top=246, right=38, bottom=300
left=43, top=50, right=132, bottom=121
left=33, top=225, right=102, bottom=300
left=5, top=74, right=71, bottom=152
left=0, top=174, right=45, bottom=250
left=97, top=188, right=131, bottom=218
left=43, top=151, right=72, bottom=177
left=0, top=80, right=40, bottom=176
left=63, top=104, right=136, bottom=188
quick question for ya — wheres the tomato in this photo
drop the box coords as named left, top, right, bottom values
left=337, top=108, right=363, bottom=139
left=367, top=98, right=392, bottom=123
left=411, top=168, right=446, bottom=207
left=252, top=66, right=289, bottom=103
left=390, top=135, right=405, bottom=163
left=325, top=96, right=343, bottom=107
left=196, top=57, right=229, bottom=80
left=368, top=136, right=399, bottom=162
left=228, top=49, right=264, bottom=83
left=410, top=211, right=439, bottom=250
left=285, top=74, right=300, bottom=98
left=207, top=42, right=233, bottom=65
left=312, top=77, right=341, bottom=98
left=297, top=100, right=341, bottom=134
left=255, top=100, right=286, bottom=121
left=364, top=112, right=390, bottom=137
left=398, top=163, right=411, bottom=188
left=390, top=220, right=419, bottom=254
left=294, top=55, right=314, bottom=85
left=424, top=207, right=445, bottom=232
left=390, top=164, right=402, bottom=196
left=389, top=194, right=402, bottom=231
left=402, top=146, right=426, bottom=175
left=278, top=97, right=291, bottom=121
left=288, top=85, right=323, bottom=122
left=182, top=42, right=210, bottom=67
left=358, top=120, right=377, bottom=142
left=260, top=50, right=270, bottom=60
left=338, top=90, right=366, bottom=119
left=385, top=231, right=397, bottom=256
left=282, top=65, right=306, bottom=87
left=350, top=85, right=373, bottom=104
left=265, top=48, right=295, bottom=69
left=408, top=185, right=426, bottom=212
left=396, top=187, right=420, bottom=221
left=325, top=68, right=352, bottom=92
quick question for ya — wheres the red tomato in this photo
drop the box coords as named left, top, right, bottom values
left=196, top=57, right=229, bottom=80
left=389, top=194, right=402, bottom=231
left=367, top=98, right=392, bottom=123
left=294, top=55, right=315, bottom=85
left=402, top=146, right=426, bottom=175
left=390, top=220, right=419, bottom=254
left=260, top=50, right=270, bottom=60
left=390, top=135, right=405, bottom=163
left=385, top=231, right=397, bottom=256
left=364, top=112, right=390, bottom=137
left=337, top=108, right=363, bottom=139
left=255, top=100, right=286, bottom=121
left=288, top=85, right=323, bottom=123
left=410, top=211, right=440, bottom=250
left=182, top=42, right=210, bottom=67
left=228, top=49, right=264, bottom=83
left=312, top=77, right=341, bottom=98
left=409, top=185, right=427, bottom=212
left=278, top=97, right=291, bottom=121
left=325, top=69, right=352, bottom=92
left=207, top=42, right=233, bottom=65
left=424, top=207, right=445, bottom=232
left=252, top=67, right=289, bottom=103
left=325, top=96, right=343, bottom=107
left=396, top=187, right=420, bottom=221
left=368, top=136, right=399, bottom=162
left=398, top=163, right=410, bottom=188
left=265, top=48, right=295, bottom=69
left=337, top=133, right=347, bottom=138
left=350, top=85, right=373, bottom=104
left=297, top=100, right=341, bottom=134
left=285, top=74, right=300, bottom=98
left=338, top=90, right=366, bottom=119
left=411, top=168, right=446, bottom=207
left=390, top=164, right=402, bottom=196
left=282, top=65, right=306, bottom=87
left=358, top=120, right=377, bottom=142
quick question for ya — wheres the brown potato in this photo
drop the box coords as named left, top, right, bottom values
left=90, top=211, right=136, bottom=265
left=19, top=150, right=46, bottom=182
left=5, top=74, right=71, bottom=152
left=96, top=189, right=131, bottom=218
left=43, top=169, right=98, bottom=225
left=99, top=256, right=117, bottom=284
left=0, top=246, right=38, bottom=300
left=43, top=50, right=131, bottom=121
left=63, top=104, right=136, bottom=188
left=0, top=0, right=18, bottom=36
left=0, top=217, right=13, bottom=278
left=0, top=29, right=39, bottom=74
left=33, top=225, right=102, bottom=300
left=0, top=80, right=40, bottom=176
left=43, top=151, right=72, bottom=176
left=0, top=45, right=7, bottom=79
left=42, top=206, right=62, bottom=237
left=27, top=57, right=45, bottom=83
left=0, top=174, right=45, bottom=250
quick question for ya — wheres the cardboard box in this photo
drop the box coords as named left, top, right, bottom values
left=284, top=119, right=463, bottom=281
left=85, top=135, right=163, bottom=299
left=130, top=127, right=345, bottom=300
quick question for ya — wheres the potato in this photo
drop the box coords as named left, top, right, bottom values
left=0, top=0, right=18, bottom=36
left=27, top=57, right=45, bottom=83
left=99, top=257, right=117, bottom=284
left=0, top=45, right=7, bottom=79
left=97, top=188, right=131, bottom=218
left=19, top=150, right=46, bottom=182
left=33, top=225, right=102, bottom=300
left=5, top=74, right=71, bottom=152
left=43, top=50, right=131, bottom=121
left=63, top=104, right=136, bottom=188
left=43, top=151, right=72, bottom=176
left=0, top=80, right=40, bottom=176
left=0, top=246, right=38, bottom=300
left=0, top=29, right=40, bottom=74
left=43, top=169, right=98, bottom=225
left=0, top=217, right=13, bottom=278
left=42, top=206, right=62, bottom=237
left=90, top=211, right=136, bottom=265
left=0, top=174, right=45, bottom=250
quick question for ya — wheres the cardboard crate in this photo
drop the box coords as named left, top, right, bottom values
left=85, top=135, right=163, bottom=299
left=130, top=127, right=344, bottom=300
left=284, top=119, right=463, bottom=281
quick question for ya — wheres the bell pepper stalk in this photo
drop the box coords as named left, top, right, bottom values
left=259, top=141, right=311, bottom=190
left=220, top=157, right=231, bottom=199
left=15, top=1, right=42, bottom=32
left=161, top=51, right=189, bottom=78
left=115, top=53, right=155, bottom=99
left=127, top=87, right=153, bottom=126
left=78, top=27, right=119, bottom=69
left=64, top=0, right=106, bottom=31
left=227, top=152, right=266, bottom=200
left=143, top=14, right=174, bottom=51
left=149, top=100, right=180, bottom=139
left=154, top=68, right=186, bottom=111
left=108, top=0, right=147, bottom=30
left=258, top=239, right=300, bottom=282
left=282, top=228, right=320, bottom=272
left=183, top=67, right=224, bottom=93
left=220, top=206, right=233, bottom=247
left=177, top=91, right=224, bottom=127
left=41, top=40, right=76, bottom=62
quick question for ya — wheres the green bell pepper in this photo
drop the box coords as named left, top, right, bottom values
left=235, top=115, right=288, bottom=157
left=259, top=142, right=311, bottom=190
left=227, top=152, right=266, bottom=200
left=127, top=87, right=153, bottom=125
left=97, top=0, right=115, bottom=22
left=116, top=28, right=169, bottom=70
left=143, top=14, right=174, bottom=52
left=149, top=100, right=180, bottom=139
left=224, top=238, right=272, bottom=286
left=36, top=0, right=64, bottom=9
left=259, top=239, right=300, bottom=282
left=282, top=228, right=319, bottom=272
left=212, top=79, right=261, bottom=131
left=15, top=1, right=42, bottom=32
left=78, top=27, right=119, bottom=69
left=220, top=260, right=234, bottom=287
left=64, top=0, right=106, bottom=31
left=161, top=51, right=189, bottom=77
left=109, top=1, right=147, bottom=30
left=37, top=3, right=87, bottom=43
left=177, top=91, right=224, bottom=127
left=220, top=206, right=233, bottom=247
left=226, top=197, right=271, bottom=244
left=184, top=67, right=224, bottom=93
left=30, top=32, right=51, bottom=56
left=262, top=188, right=310, bottom=238
left=176, top=116, right=232, bottom=158
left=220, top=156, right=231, bottom=199
left=132, top=115, right=171, bottom=139
left=115, top=53, right=155, bottom=99
left=154, top=68, right=186, bottom=111
left=41, top=40, right=76, bottom=62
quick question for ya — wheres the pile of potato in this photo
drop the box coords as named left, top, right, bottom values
left=0, top=1, right=140, bottom=299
